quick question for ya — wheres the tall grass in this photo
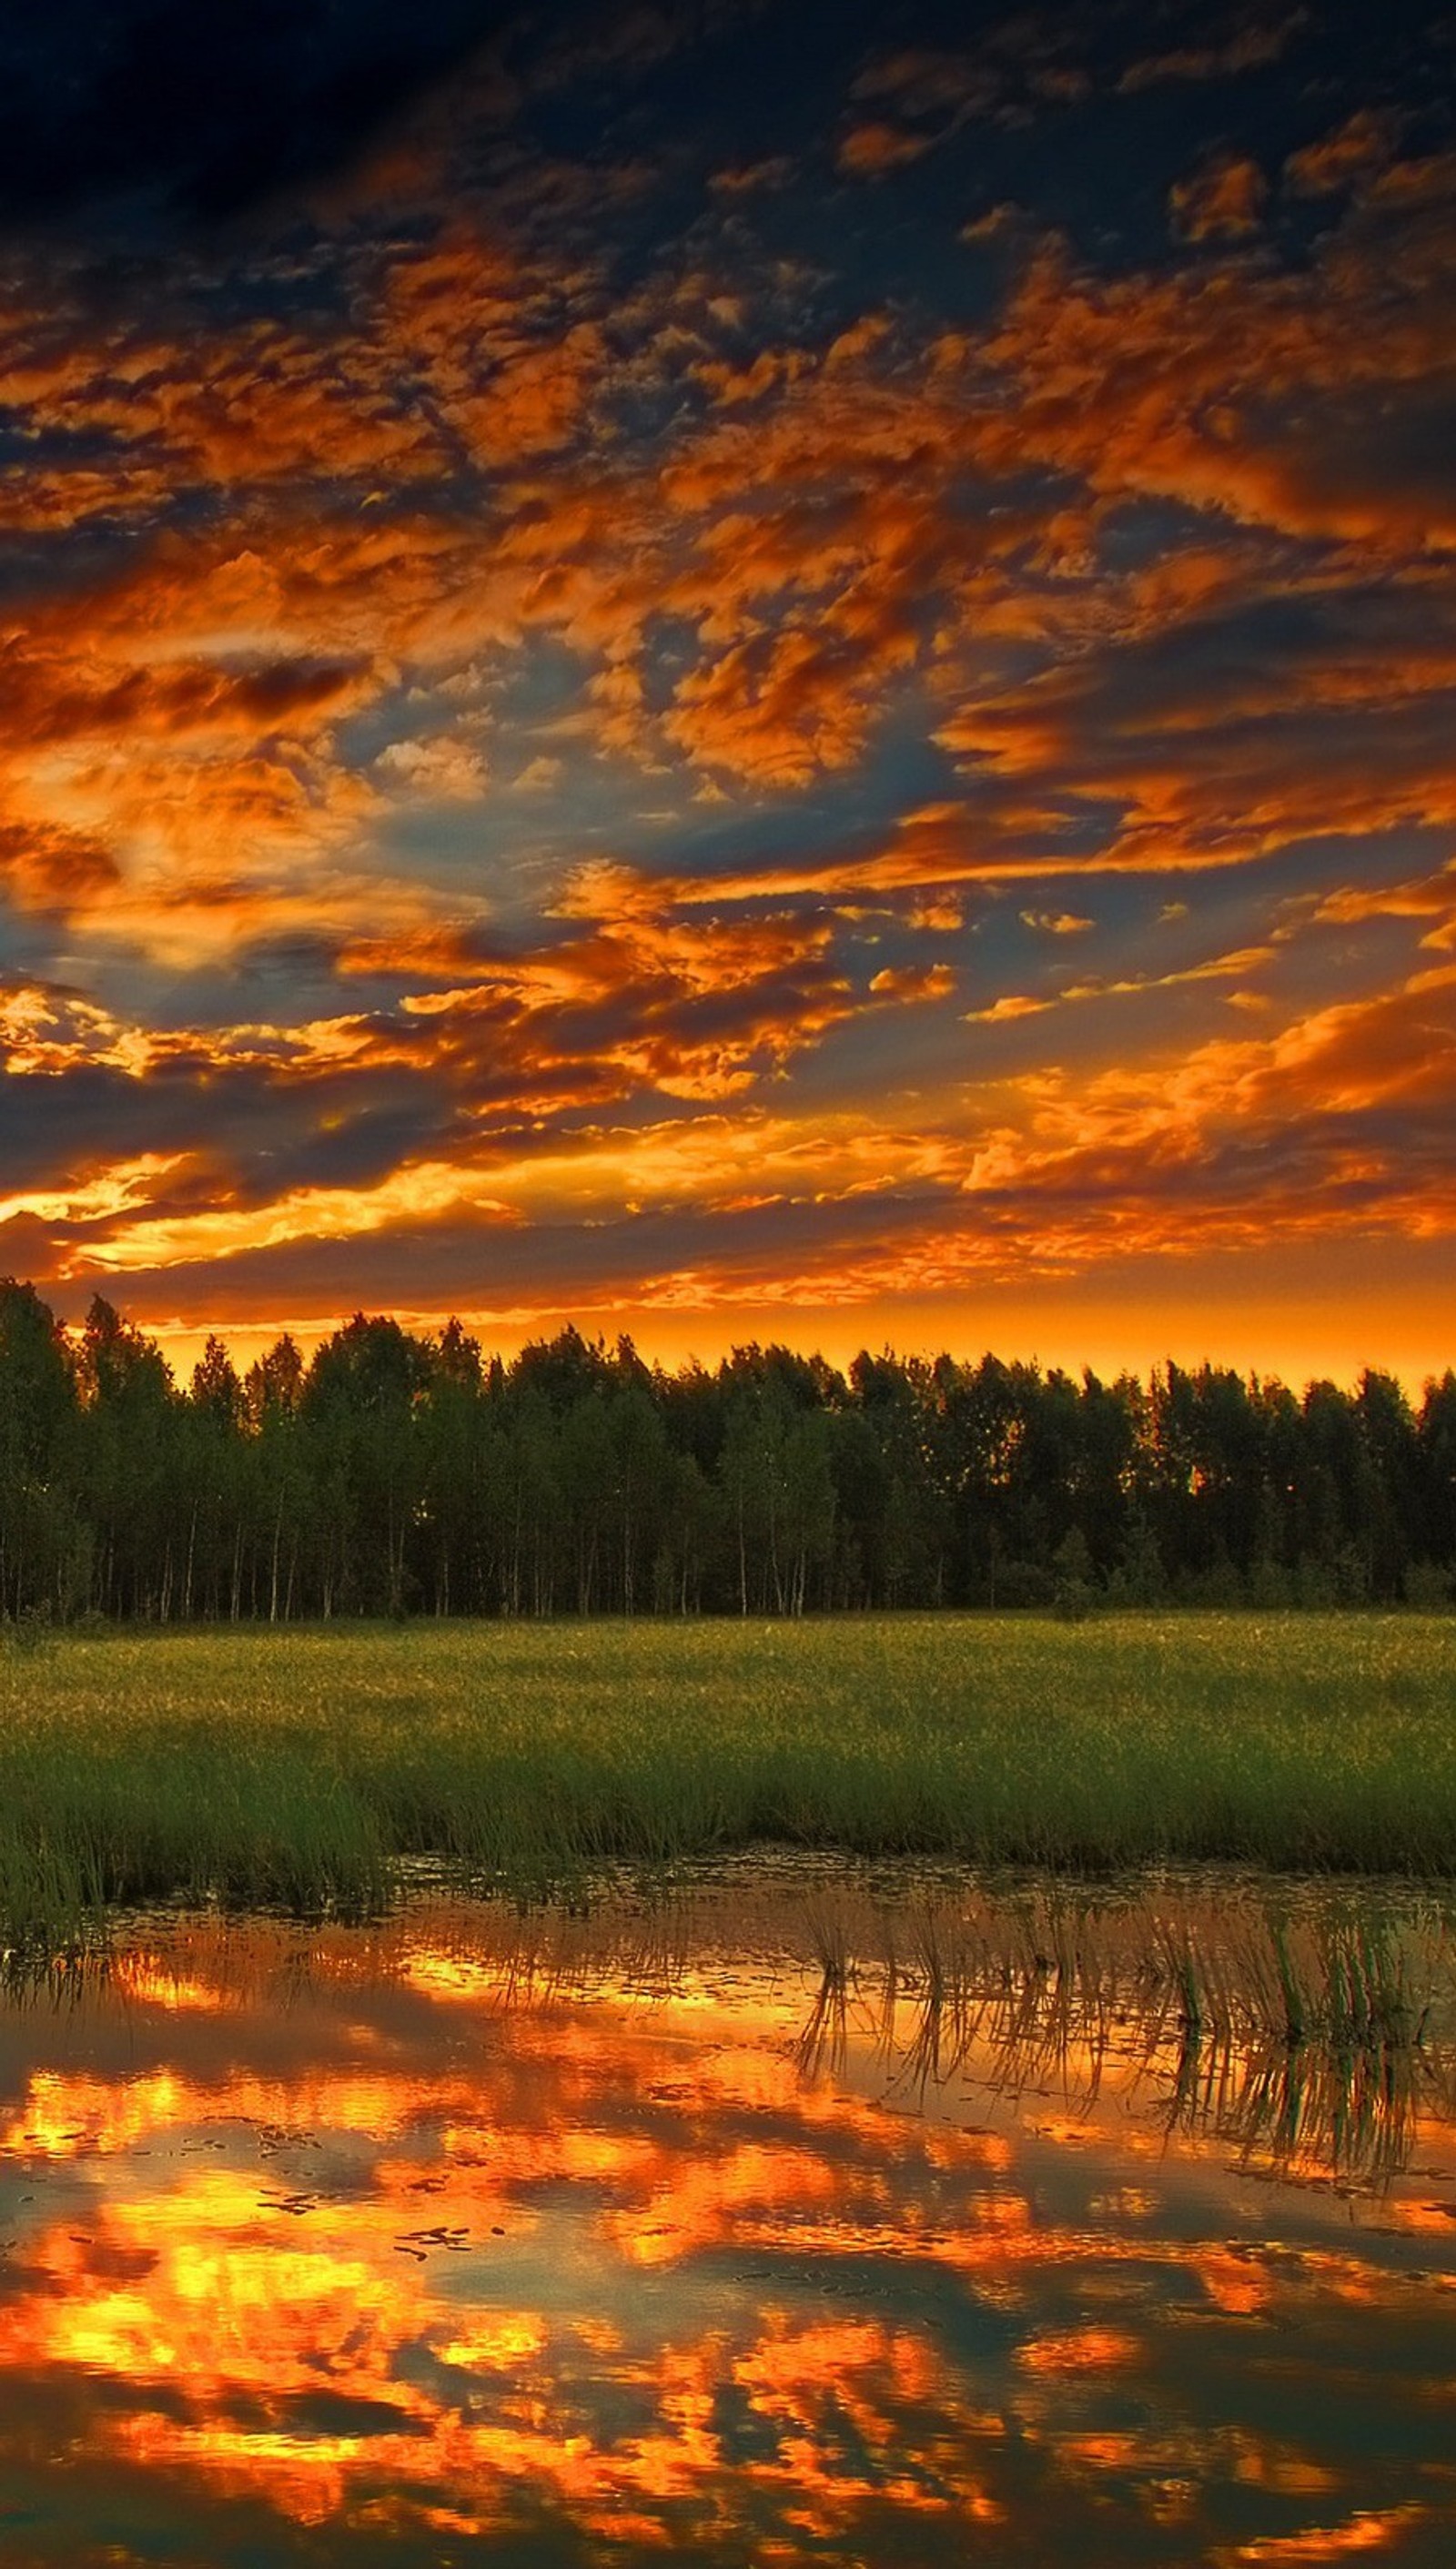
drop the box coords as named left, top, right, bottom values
left=3, top=1613, right=1456, bottom=1946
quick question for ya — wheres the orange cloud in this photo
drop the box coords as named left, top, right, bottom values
left=1313, top=859, right=1456, bottom=950
left=708, top=156, right=794, bottom=195
left=836, top=121, right=934, bottom=178
left=1118, top=15, right=1308, bottom=91
left=868, top=961, right=956, bottom=1002
left=966, top=993, right=1055, bottom=1024
left=5, top=133, right=1450, bottom=937
left=1285, top=111, right=1400, bottom=198
left=1169, top=155, right=1269, bottom=242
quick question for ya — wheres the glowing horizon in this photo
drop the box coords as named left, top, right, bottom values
left=1, top=0, right=1453, bottom=1373
left=135, top=1273, right=1455, bottom=1405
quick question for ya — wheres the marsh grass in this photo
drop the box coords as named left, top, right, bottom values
left=3, top=1613, right=1456, bottom=1948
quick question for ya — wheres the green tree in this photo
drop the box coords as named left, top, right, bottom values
left=0, top=1278, right=80, bottom=1617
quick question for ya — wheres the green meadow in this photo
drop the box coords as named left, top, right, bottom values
left=3, top=1613, right=1455, bottom=1946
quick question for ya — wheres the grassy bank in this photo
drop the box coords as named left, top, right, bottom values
left=3, top=1614, right=1455, bottom=1943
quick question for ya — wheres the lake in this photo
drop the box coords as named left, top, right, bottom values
left=1, top=1865, right=1452, bottom=2564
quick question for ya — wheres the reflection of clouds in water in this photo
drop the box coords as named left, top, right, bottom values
left=0, top=1890, right=1451, bottom=2560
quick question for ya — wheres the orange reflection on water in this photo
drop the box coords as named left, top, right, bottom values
left=0, top=1899, right=1451, bottom=2564
left=1018, top=2325, right=1141, bottom=2373
left=110, top=1956, right=233, bottom=2013
left=1189, top=2247, right=1275, bottom=2316
left=1223, top=2505, right=1431, bottom=2560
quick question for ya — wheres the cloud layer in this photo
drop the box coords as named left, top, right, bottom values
left=2, top=0, right=1453, bottom=1360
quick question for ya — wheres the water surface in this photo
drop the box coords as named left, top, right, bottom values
left=1, top=1868, right=1453, bottom=2565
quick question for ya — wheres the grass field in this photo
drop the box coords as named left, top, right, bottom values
left=3, top=1613, right=1455, bottom=1944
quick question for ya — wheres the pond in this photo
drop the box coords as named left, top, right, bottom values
left=1, top=1865, right=1453, bottom=2565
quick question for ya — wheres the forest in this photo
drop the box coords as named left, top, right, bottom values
left=0, top=1278, right=1452, bottom=1624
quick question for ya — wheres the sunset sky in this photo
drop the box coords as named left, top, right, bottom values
left=2, top=0, right=1453, bottom=1380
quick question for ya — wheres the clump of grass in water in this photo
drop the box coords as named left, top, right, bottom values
left=837, top=1888, right=1456, bottom=2184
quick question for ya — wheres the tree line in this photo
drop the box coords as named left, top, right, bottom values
left=0, top=1278, right=1452, bottom=1623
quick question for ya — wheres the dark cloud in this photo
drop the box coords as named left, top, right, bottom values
left=52, top=1183, right=961, bottom=1325
left=0, top=0, right=511, bottom=228
left=0, top=1058, right=452, bottom=1197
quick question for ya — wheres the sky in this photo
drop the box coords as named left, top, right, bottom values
left=1, top=0, right=1454, bottom=1382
